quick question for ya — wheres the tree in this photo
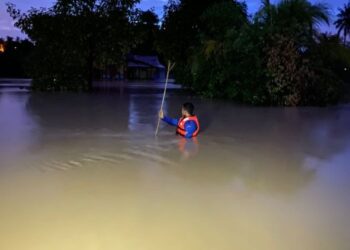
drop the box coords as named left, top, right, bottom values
left=255, top=0, right=337, bottom=105
left=190, top=1, right=267, bottom=102
left=7, top=0, right=139, bottom=90
left=334, top=2, right=350, bottom=44
left=256, top=0, right=329, bottom=47
left=255, top=0, right=274, bottom=27
left=158, top=0, right=342, bottom=106
left=160, top=0, right=228, bottom=61
left=133, top=9, right=160, bottom=54
left=265, top=35, right=312, bottom=105
left=159, top=0, right=232, bottom=85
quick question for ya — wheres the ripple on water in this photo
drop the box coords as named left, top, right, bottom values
left=34, top=130, right=182, bottom=173
left=125, top=147, right=177, bottom=166
left=37, top=142, right=177, bottom=172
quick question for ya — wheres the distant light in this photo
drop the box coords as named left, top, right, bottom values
left=0, top=43, right=4, bottom=53
left=14, top=46, right=17, bottom=50
left=345, top=68, right=348, bottom=71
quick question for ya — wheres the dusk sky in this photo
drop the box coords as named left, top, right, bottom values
left=0, top=0, right=348, bottom=38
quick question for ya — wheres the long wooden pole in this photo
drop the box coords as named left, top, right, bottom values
left=155, top=61, right=175, bottom=136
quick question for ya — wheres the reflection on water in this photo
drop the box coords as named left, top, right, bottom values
left=128, top=93, right=168, bottom=132
left=0, top=93, right=37, bottom=164
left=178, top=137, right=199, bottom=159
left=0, top=90, right=350, bottom=250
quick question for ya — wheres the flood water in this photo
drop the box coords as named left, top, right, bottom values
left=0, top=88, right=350, bottom=250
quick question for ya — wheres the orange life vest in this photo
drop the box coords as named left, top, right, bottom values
left=176, top=115, right=200, bottom=137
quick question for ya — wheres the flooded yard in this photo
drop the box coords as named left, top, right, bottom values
left=0, top=88, right=350, bottom=250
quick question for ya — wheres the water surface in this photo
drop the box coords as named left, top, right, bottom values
left=0, top=89, right=350, bottom=250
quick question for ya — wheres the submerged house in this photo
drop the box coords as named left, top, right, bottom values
left=126, top=54, right=166, bottom=81
left=98, top=54, right=166, bottom=81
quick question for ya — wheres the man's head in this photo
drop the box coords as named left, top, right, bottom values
left=182, top=102, right=195, bottom=117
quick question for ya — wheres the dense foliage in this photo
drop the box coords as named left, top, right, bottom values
left=5, top=0, right=350, bottom=105
left=158, top=0, right=350, bottom=106
left=7, top=0, right=143, bottom=91
left=335, top=2, right=350, bottom=44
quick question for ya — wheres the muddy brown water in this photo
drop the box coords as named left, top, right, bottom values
left=0, top=89, right=350, bottom=250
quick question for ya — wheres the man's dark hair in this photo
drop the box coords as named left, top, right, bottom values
left=182, top=102, right=195, bottom=116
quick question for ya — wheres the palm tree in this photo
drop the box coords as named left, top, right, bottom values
left=255, top=0, right=275, bottom=27
left=334, top=2, right=350, bottom=44
left=274, top=0, right=330, bottom=36
left=257, top=0, right=330, bottom=36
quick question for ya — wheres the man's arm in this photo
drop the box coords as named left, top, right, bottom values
left=159, top=110, right=179, bottom=127
left=162, top=115, right=179, bottom=127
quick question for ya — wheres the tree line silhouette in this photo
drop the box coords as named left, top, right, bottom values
left=2, top=0, right=350, bottom=105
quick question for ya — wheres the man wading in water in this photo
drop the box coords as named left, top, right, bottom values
left=159, top=102, right=200, bottom=139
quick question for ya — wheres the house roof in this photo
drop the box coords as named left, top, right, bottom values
left=128, top=62, right=150, bottom=68
left=128, top=54, right=165, bottom=69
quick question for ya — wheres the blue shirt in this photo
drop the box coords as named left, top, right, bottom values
left=162, top=116, right=198, bottom=139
